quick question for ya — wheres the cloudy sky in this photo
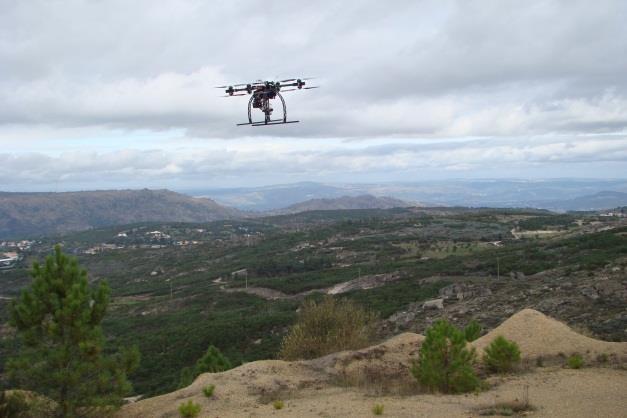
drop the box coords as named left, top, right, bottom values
left=1, top=0, right=627, bottom=191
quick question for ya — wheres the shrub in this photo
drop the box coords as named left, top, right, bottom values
left=410, top=319, right=481, bottom=393
left=372, top=403, right=384, bottom=415
left=179, top=345, right=232, bottom=387
left=279, top=296, right=377, bottom=360
left=178, top=400, right=201, bottom=418
left=567, top=354, right=584, bottom=369
left=196, top=346, right=232, bottom=373
left=273, top=400, right=285, bottom=410
left=463, top=320, right=482, bottom=342
left=483, top=336, right=521, bottom=373
left=203, top=384, right=215, bottom=398
left=596, top=353, right=609, bottom=364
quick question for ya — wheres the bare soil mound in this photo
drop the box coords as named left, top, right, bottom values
left=472, top=309, right=627, bottom=361
left=118, top=309, right=627, bottom=417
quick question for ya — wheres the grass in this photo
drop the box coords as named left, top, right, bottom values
left=477, top=398, right=534, bottom=416
left=202, top=384, right=215, bottom=397
left=567, top=354, right=584, bottom=369
left=372, top=403, right=384, bottom=415
left=273, top=400, right=285, bottom=410
left=178, top=400, right=201, bottom=418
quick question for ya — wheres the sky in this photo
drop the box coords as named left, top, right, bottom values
left=1, top=0, right=627, bottom=191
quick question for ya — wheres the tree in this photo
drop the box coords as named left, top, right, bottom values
left=483, top=336, right=521, bottom=373
left=463, top=320, right=482, bottom=342
left=179, top=345, right=232, bottom=388
left=279, top=296, right=376, bottom=360
left=411, top=319, right=480, bottom=393
left=8, top=245, right=139, bottom=417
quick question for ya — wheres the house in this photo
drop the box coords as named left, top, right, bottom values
left=146, top=231, right=171, bottom=240
left=0, top=252, right=19, bottom=268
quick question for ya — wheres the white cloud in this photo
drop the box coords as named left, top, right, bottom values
left=1, top=0, right=627, bottom=188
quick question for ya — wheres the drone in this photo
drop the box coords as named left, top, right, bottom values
left=217, top=78, right=318, bottom=126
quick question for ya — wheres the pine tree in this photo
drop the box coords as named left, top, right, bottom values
left=411, top=319, right=480, bottom=393
left=194, top=345, right=232, bottom=374
left=179, top=345, right=232, bottom=388
left=463, top=319, right=482, bottom=342
left=8, top=245, right=139, bottom=417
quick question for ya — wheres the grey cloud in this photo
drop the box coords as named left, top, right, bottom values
left=2, top=135, right=626, bottom=189
left=2, top=0, right=627, bottom=139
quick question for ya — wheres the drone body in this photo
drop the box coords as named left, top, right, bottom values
left=217, top=78, right=318, bottom=126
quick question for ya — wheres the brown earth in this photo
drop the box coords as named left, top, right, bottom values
left=118, top=309, right=627, bottom=418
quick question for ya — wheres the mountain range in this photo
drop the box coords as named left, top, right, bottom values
left=0, top=189, right=242, bottom=239
left=0, top=190, right=410, bottom=239
left=188, top=179, right=627, bottom=211
left=2, top=180, right=627, bottom=239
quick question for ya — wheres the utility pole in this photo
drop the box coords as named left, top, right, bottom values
left=245, top=270, right=248, bottom=289
left=497, top=256, right=500, bottom=280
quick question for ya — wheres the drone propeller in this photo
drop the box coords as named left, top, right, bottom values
left=221, top=93, right=247, bottom=97
left=281, top=86, right=320, bottom=92
left=279, top=77, right=315, bottom=83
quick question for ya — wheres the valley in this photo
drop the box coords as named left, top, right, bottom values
left=1, top=206, right=626, bottom=399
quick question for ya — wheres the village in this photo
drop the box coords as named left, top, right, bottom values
left=0, top=240, right=34, bottom=270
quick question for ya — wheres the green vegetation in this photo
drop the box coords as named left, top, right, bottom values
left=202, top=384, right=215, bottom=397
left=6, top=246, right=139, bottom=417
left=463, top=320, right=482, bottom=342
left=179, top=345, right=232, bottom=388
left=273, top=400, right=285, bottom=410
left=567, top=354, right=584, bottom=369
left=483, top=336, right=521, bottom=373
left=178, top=400, right=201, bottom=417
left=478, top=401, right=534, bottom=416
left=1, top=208, right=624, bottom=398
left=372, top=403, right=385, bottom=415
left=279, top=297, right=376, bottom=360
left=0, top=390, right=54, bottom=417
left=411, top=319, right=481, bottom=393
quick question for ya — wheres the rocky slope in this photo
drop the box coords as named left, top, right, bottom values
left=118, top=309, right=627, bottom=417
left=0, top=189, right=244, bottom=238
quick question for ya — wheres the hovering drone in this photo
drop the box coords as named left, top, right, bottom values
left=217, top=78, right=318, bottom=126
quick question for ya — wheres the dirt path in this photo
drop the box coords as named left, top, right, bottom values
left=221, top=272, right=402, bottom=300
left=221, top=286, right=318, bottom=300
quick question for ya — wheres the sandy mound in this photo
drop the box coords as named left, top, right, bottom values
left=119, top=310, right=627, bottom=417
left=307, top=332, right=424, bottom=392
left=472, top=309, right=627, bottom=361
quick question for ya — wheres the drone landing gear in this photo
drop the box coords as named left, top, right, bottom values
left=237, top=120, right=299, bottom=126
left=238, top=92, right=298, bottom=126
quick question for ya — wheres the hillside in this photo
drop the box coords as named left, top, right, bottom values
left=118, top=309, right=627, bottom=418
left=0, top=189, right=243, bottom=238
left=270, top=194, right=414, bottom=214
left=541, top=191, right=627, bottom=211
left=1, top=207, right=625, bottom=398
left=189, top=179, right=627, bottom=211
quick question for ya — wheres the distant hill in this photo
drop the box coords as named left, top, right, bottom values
left=186, top=179, right=627, bottom=211
left=270, top=195, right=415, bottom=215
left=541, top=191, right=627, bottom=211
left=0, top=189, right=244, bottom=239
